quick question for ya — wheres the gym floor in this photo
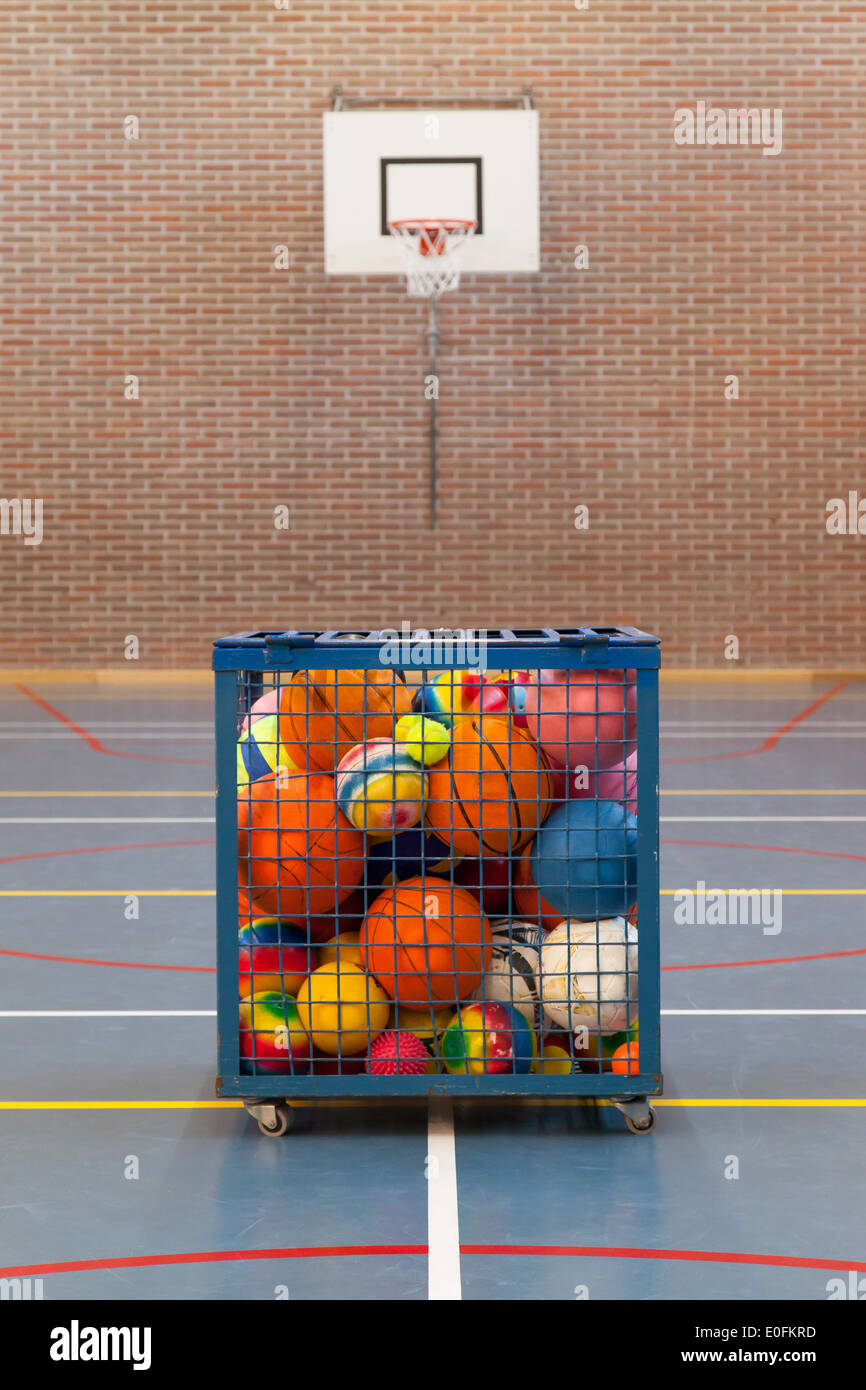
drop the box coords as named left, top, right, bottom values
left=1, top=677, right=864, bottom=1301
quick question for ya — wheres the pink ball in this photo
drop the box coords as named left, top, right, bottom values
left=240, top=687, right=280, bottom=733
left=549, top=748, right=638, bottom=811
left=523, top=668, right=636, bottom=773
left=366, top=1030, right=429, bottom=1075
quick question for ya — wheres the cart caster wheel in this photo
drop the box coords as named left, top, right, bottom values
left=625, top=1109, right=656, bottom=1134
left=257, top=1105, right=292, bottom=1138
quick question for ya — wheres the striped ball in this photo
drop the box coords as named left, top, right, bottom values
left=336, top=738, right=427, bottom=836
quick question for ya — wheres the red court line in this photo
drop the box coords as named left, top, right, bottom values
left=0, top=948, right=214, bottom=973
left=661, top=680, right=848, bottom=764
left=2, top=1244, right=862, bottom=1279
left=0, top=838, right=212, bottom=866
left=461, top=1245, right=866, bottom=1272
left=15, top=684, right=211, bottom=766
left=662, top=947, right=866, bottom=972
left=662, top=836, right=866, bottom=864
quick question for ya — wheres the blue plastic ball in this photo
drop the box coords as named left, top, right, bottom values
left=530, top=798, right=638, bottom=921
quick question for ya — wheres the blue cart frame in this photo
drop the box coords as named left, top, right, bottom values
left=213, top=626, right=662, bottom=1132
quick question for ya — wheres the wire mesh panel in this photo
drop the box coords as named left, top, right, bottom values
left=213, top=629, right=661, bottom=1119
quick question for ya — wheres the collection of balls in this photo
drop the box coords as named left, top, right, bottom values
left=236, top=665, right=641, bottom=1078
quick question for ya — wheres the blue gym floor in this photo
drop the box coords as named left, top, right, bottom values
left=1, top=678, right=864, bottom=1300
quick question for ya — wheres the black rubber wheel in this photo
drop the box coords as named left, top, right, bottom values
left=625, top=1109, right=656, bottom=1134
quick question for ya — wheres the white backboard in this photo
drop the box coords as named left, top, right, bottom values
left=323, top=109, right=540, bottom=277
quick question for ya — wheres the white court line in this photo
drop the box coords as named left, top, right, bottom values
left=661, top=815, right=866, bottom=822
left=663, top=1010, right=866, bottom=1017
left=0, top=817, right=216, bottom=825
left=0, top=1011, right=218, bottom=1017
left=0, top=733, right=212, bottom=740
left=426, top=1097, right=462, bottom=1301
left=0, top=1010, right=862, bottom=1019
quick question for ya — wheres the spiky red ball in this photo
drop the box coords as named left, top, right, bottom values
left=366, top=1030, right=429, bottom=1075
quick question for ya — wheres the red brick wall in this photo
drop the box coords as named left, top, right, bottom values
left=1, top=1, right=864, bottom=668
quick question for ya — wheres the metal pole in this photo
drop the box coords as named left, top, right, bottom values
left=427, top=294, right=439, bottom=529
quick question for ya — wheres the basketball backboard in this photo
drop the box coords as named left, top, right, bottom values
left=323, top=108, right=539, bottom=277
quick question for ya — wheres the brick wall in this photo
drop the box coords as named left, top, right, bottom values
left=1, top=0, right=864, bottom=668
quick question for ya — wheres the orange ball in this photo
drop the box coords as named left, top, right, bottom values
left=611, top=1040, right=640, bottom=1075
left=238, top=770, right=364, bottom=921
left=361, top=875, right=493, bottom=1006
left=278, top=668, right=412, bottom=772
left=425, top=716, right=553, bottom=857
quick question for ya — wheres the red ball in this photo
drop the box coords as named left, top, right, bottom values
left=454, top=855, right=512, bottom=916
left=367, top=1030, right=430, bottom=1075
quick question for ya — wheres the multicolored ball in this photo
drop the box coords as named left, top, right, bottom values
left=237, top=713, right=300, bottom=788
left=411, top=670, right=475, bottom=728
left=238, top=918, right=314, bottom=997
left=239, top=991, right=312, bottom=1074
left=366, top=1030, right=431, bottom=1075
left=335, top=738, right=427, bottom=836
left=441, top=1000, right=537, bottom=1075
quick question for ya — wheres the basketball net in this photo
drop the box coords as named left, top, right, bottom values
left=387, top=218, right=477, bottom=298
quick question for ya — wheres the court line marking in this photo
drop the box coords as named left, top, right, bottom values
left=661, top=815, right=866, bottom=822
left=0, top=838, right=213, bottom=867
left=0, top=1098, right=863, bottom=1111
left=0, top=948, right=215, bottom=973
left=15, top=684, right=210, bottom=766
left=0, top=817, right=216, bottom=824
left=2, top=788, right=866, bottom=798
left=427, top=1099, right=462, bottom=1301
left=662, top=680, right=848, bottom=766
left=0, top=1242, right=863, bottom=1281
left=3, top=888, right=865, bottom=898
left=0, top=1009, right=863, bottom=1019
left=5, top=815, right=866, bottom=825
left=4, top=945, right=863, bottom=975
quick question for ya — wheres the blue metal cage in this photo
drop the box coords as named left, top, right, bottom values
left=213, top=627, right=661, bottom=1131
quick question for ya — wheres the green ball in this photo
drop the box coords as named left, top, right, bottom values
left=395, top=715, right=451, bottom=766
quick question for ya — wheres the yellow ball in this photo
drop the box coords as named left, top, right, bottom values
left=395, top=714, right=451, bottom=765
left=533, top=1043, right=574, bottom=1075
left=318, top=932, right=362, bottom=970
left=296, top=962, right=389, bottom=1055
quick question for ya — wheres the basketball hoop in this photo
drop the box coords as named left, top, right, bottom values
left=387, top=218, right=477, bottom=298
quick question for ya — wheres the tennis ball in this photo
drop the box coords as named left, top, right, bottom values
left=395, top=714, right=451, bottom=766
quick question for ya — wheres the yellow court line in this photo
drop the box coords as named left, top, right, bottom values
left=0, top=890, right=215, bottom=897
left=0, top=1097, right=864, bottom=1112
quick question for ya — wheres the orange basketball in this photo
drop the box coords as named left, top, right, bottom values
left=425, top=715, right=553, bottom=857
left=361, top=875, right=492, bottom=1006
left=238, top=770, right=365, bottom=921
left=279, top=668, right=412, bottom=772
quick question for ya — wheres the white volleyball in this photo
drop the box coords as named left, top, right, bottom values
left=471, top=922, right=542, bottom=1025
left=539, top=917, right=638, bottom=1033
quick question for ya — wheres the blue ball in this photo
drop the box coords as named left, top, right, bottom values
left=530, top=798, right=637, bottom=921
